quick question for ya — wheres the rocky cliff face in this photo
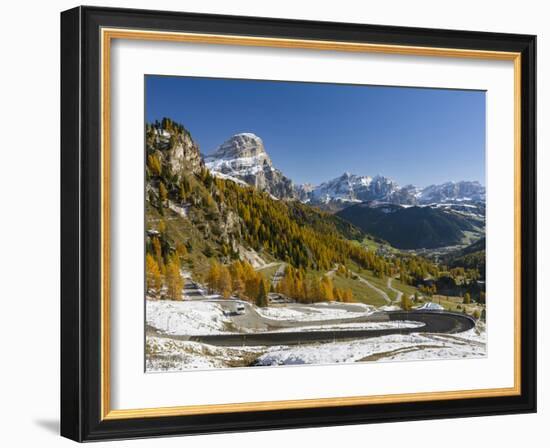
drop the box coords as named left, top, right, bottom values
left=295, top=183, right=315, bottom=202
left=204, top=133, right=296, bottom=199
left=146, top=126, right=203, bottom=179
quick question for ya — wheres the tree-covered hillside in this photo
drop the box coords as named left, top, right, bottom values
left=337, top=203, right=478, bottom=249
left=445, top=237, right=486, bottom=280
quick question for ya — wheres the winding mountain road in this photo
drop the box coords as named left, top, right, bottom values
left=187, top=311, right=475, bottom=347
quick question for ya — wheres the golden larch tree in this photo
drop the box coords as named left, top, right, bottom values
left=165, top=260, right=183, bottom=300
left=145, top=253, right=162, bottom=298
left=218, top=265, right=233, bottom=299
left=207, top=261, right=221, bottom=293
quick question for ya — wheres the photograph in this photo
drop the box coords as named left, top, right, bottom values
left=144, top=76, right=488, bottom=372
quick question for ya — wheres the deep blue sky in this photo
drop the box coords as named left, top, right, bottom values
left=145, top=75, right=485, bottom=187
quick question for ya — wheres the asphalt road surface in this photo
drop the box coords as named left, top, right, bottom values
left=188, top=310, right=475, bottom=347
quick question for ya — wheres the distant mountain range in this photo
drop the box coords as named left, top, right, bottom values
left=299, top=175, right=485, bottom=207
left=204, top=132, right=485, bottom=208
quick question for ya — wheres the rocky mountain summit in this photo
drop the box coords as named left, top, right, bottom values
left=204, top=133, right=296, bottom=199
left=146, top=121, right=204, bottom=178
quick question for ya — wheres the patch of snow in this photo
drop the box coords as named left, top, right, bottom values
left=153, top=129, right=171, bottom=138
left=208, top=171, right=249, bottom=186
left=254, top=307, right=305, bottom=320
left=146, top=300, right=232, bottom=335
left=415, top=302, right=445, bottom=311
left=146, top=337, right=260, bottom=371
left=206, top=154, right=268, bottom=174
left=255, top=329, right=486, bottom=366
left=255, top=303, right=375, bottom=321
left=378, top=305, right=401, bottom=311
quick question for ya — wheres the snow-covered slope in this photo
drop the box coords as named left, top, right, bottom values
left=204, top=133, right=296, bottom=199
left=417, top=181, right=485, bottom=204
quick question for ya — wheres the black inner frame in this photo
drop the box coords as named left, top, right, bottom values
left=60, top=6, right=536, bottom=442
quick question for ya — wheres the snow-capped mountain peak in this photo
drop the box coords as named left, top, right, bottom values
left=205, top=133, right=272, bottom=168
left=205, top=133, right=295, bottom=199
left=417, top=180, right=485, bottom=204
left=308, top=173, right=401, bottom=204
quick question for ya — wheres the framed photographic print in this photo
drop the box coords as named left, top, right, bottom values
left=60, top=6, right=536, bottom=442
